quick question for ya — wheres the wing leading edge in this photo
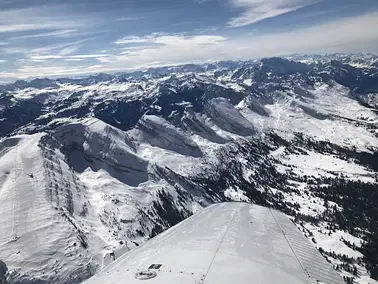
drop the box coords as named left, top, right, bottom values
left=83, top=202, right=344, bottom=284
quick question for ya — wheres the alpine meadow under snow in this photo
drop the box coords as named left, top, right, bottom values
left=0, top=53, right=378, bottom=284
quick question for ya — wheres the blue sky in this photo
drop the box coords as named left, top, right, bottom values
left=0, top=0, right=378, bottom=82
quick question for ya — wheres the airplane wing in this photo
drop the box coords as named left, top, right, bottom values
left=83, top=202, right=344, bottom=284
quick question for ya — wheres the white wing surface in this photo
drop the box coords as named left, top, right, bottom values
left=83, top=202, right=344, bottom=284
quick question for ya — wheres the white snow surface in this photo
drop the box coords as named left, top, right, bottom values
left=239, top=82, right=378, bottom=150
left=273, top=148, right=376, bottom=183
left=0, top=134, right=97, bottom=283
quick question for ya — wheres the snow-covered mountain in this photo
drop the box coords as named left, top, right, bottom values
left=0, top=53, right=378, bottom=284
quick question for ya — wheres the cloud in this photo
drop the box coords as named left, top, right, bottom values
left=241, top=11, right=378, bottom=55
left=1, top=65, right=98, bottom=78
left=114, top=16, right=144, bottom=22
left=1, top=38, right=99, bottom=65
left=64, top=58, right=85, bottom=62
left=27, top=38, right=94, bottom=57
left=0, top=24, right=48, bottom=33
left=113, top=33, right=225, bottom=54
left=0, top=42, right=8, bottom=46
left=0, top=60, right=6, bottom=64
left=0, top=7, right=88, bottom=33
left=115, top=35, right=153, bottom=45
left=227, top=0, right=318, bottom=27
left=114, top=33, right=172, bottom=45
left=112, top=34, right=227, bottom=65
left=0, top=21, right=83, bottom=34
left=97, top=57, right=113, bottom=63
left=0, top=46, right=27, bottom=54
left=70, top=54, right=110, bottom=59
left=58, top=46, right=80, bottom=56
left=28, top=53, right=110, bottom=62
left=9, top=29, right=78, bottom=40
left=0, top=64, right=130, bottom=79
left=1, top=12, right=378, bottom=80
left=109, top=13, right=378, bottom=67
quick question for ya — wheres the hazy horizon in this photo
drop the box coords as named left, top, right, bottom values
left=1, top=0, right=378, bottom=82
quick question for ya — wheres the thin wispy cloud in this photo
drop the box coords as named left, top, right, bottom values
left=114, top=16, right=144, bottom=22
left=64, top=58, right=85, bottom=62
left=58, top=46, right=80, bottom=56
left=0, top=7, right=88, bottom=33
left=0, top=20, right=85, bottom=34
left=1, top=46, right=27, bottom=55
left=9, top=29, right=78, bottom=40
left=29, top=53, right=110, bottom=62
left=4, top=38, right=99, bottom=65
left=28, top=38, right=94, bottom=57
left=0, top=23, right=50, bottom=33
left=227, top=0, right=318, bottom=27
left=70, top=54, right=110, bottom=59
left=115, top=36, right=154, bottom=45
left=114, top=33, right=174, bottom=45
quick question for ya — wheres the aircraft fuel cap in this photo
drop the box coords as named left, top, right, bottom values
left=135, top=270, right=157, bottom=280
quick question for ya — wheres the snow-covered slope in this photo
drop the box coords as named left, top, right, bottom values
left=0, top=53, right=378, bottom=284
left=0, top=134, right=94, bottom=283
